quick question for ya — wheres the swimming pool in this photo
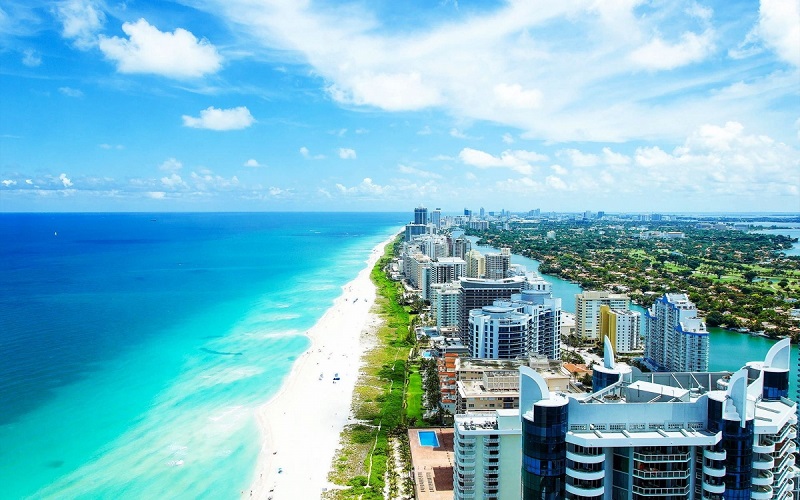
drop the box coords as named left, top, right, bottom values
left=418, top=430, right=440, bottom=447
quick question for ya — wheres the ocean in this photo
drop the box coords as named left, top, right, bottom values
left=0, top=212, right=403, bottom=499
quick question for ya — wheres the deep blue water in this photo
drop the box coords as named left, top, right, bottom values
left=0, top=212, right=403, bottom=498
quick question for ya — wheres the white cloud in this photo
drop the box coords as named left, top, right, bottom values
left=757, top=0, right=800, bottom=67
left=22, top=49, right=41, bottom=67
left=243, top=159, right=262, bottom=167
left=160, top=173, right=187, bottom=189
left=601, top=147, right=631, bottom=165
left=57, top=0, right=105, bottom=49
left=327, top=71, right=441, bottom=111
left=557, top=149, right=599, bottom=167
left=99, top=143, right=124, bottom=150
left=630, top=30, right=715, bottom=70
left=398, top=164, right=442, bottom=179
left=182, top=106, right=255, bottom=131
left=58, top=86, right=83, bottom=98
left=417, top=125, right=432, bottom=135
left=493, top=83, right=542, bottom=109
left=192, top=1, right=796, bottom=142
left=98, top=19, right=222, bottom=79
left=159, top=158, right=183, bottom=172
left=449, top=128, right=467, bottom=139
left=59, top=173, right=73, bottom=187
left=268, top=186, right=286, bottom=196
left=147, top=191, right=166, bottom=199
left=338, top=148, right=357, bottom=159
left=502, top=133, right=515, bottom=144
left=459, top=147, right=548, bottom=175
left=2, top=179, right=17, bottom=187
left=300, top=146, right=326, bottom=160
left=336, top=177, right=386, bottom=196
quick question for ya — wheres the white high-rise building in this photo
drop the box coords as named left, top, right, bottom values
left=644, top=292, right=709, bottom=372
left=430, top=282, right=460, bottom=331
left=575, top=291, right=630, bottom=339
left=485, top=248, right=511, bottom=280
left=465, top=250, right=485, bottom=278
left=599, top=305, right=642, bottom=353
left=453, top=339, right=799, bottom=500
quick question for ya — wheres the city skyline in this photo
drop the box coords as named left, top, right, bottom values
left=1, top=0, right=798, bottom=212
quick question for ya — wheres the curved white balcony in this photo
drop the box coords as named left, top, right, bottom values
left=566, top=467, right=604, bottom=481
left=753, top=441, right=775, bottom=454
left=701, top=481, right=725, bottom=494
left=751, top=485, right=773, bottom=500
left=702, top=464, right=726, bottom=477
left=566, top=450, right=605, bottom=464
left=752, top=453, right=775, bottom=469
left=565, top=483, right=604, bottom=497
left=703, top=449, right=726, bottom=461
left=752, top=469, right=774, bottom=486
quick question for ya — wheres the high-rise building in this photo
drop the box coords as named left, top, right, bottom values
left=480, top=207, right=485, bottom=218
left=453, top=411, right=522, bottom=500
left=404, top=223, right=427, bottom=241
left=430, top=282, right=460, bottom=331
left=431, top=208, right=442, bottom=229
left=465, top=249, right=485, bottom=278
left=574, top=291, right=630, bottom=339
left=422, top=257, right=466, bottom=300
left=414, top=206, right=428, bottom=225
left=469, top=289, right=562, bottom=361
left=451, top=236, right=471, bottom=259
left=453, top=339, right=798, bottom=500
left=485, top=247, right=511, bottom=280
left=457, top=276, right=527, bottom=340
left=644, top=292, right=709, bottom=372
left=599, top=305, right=642, bottom=353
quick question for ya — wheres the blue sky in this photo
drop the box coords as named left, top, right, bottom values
left=0, top=0, right=798, bottom=213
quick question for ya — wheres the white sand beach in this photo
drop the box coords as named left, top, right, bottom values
left=247, top=235, right=395, bottom=499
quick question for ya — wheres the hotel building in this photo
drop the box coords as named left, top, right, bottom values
left=457, top=276, right=528, bottom=341
left=644, top=292, right=709, bottom=372
left=453, top=338, right=798, bottom=500
left=575, top=291, right=631, bottom=340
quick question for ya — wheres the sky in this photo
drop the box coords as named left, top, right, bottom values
left=0, top=0, right=798, bottom=213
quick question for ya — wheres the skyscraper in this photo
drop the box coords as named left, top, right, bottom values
left=453, top=339, right=798, bottom=500
left=431, top=207, right=442, bottom=229
left=414, top=206, right=428, bottom=225
left=644, top=292, right=709, bottom=372
left=599, top=305, right=641, bottom=353
left=457, top=276, right=527, bottom=340
left=485, top=247, right=511, bottom=280
left=574, top=291, right=631, bottom=339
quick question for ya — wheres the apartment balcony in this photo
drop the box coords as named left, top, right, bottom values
left=700, top=494, right=724, bottom=500
left=752, top=469, right=774, bottom=487
left=484, top=437, right=500, bottom=445
left=566, top=450, right=605, bottom=464
left=752, top=453, right=775, bottom=470
left=701, top=464, right=726, bottom=477
left=750, top=484, right=773, bottom=499
left=753, top=440, right=775, bottom=454
left=701, top=480, right=725, bottom=495
left=566, top=466, right=605, bottom=481
left=633, top=451, right=690, bottom=463
left=632, top=469, right=690, bottom=480
left=631, top=484, right=690, bottom=497
left=565, top=483, right=604, bottom=497
left=703, top=449, right=726, bottom=461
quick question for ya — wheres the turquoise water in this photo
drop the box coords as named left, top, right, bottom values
left=749, top=224, right=800, bottom=256
left=0, top=213, right=402, bottom=498
left=468, top=237, right=798, bottom=397
left=418, top=430, right=440, bottom=447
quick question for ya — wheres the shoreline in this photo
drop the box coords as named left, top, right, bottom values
left=247, top=233, right=396, bottom=499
